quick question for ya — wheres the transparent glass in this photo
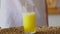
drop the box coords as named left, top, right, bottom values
left=22, top=1, right=36, bottom=34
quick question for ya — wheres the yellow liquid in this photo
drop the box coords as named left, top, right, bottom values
left=22, top=12, right=36, bottom=32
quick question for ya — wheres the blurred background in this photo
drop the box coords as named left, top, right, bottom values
left=0, top=0, right=60, bottom=27
left=47, top=0, right=60, bottom=26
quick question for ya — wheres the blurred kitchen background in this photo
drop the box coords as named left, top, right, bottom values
left=47, top=0, right=60, bottom=26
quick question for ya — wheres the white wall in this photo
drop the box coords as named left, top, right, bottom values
left=48, top=15, right=60, bottom=26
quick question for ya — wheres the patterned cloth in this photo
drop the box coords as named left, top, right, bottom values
left=0, top=26, right=60, bottom=34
